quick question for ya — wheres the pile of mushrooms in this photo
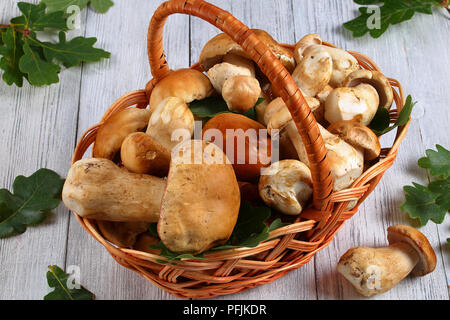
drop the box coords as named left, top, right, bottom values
left=61, top=31, right=393, bottom=256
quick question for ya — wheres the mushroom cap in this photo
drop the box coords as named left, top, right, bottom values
left=344, top=70, right=394, bottom=110
left=387, top=225, right=437, bottom=276
left=97, top=221, right=150, bottom=248
left=93, top=108, right=150, bottom=160
left=318, top=45, right=360, bottom=88
left=292, top=45, right=333, bottom=97
left=207, top=61, right=254, bottom=93
left=121, top=132, right=171, bottom=176
left=146, top=97, right=195, bottom=151
left=149, top=69, right=214, bottom=111
left=158, top=140, right=241, bottom=254
left=222, top=75, right=261, bottom=113
left=327, top=120, right=381, bottom=161
left=294, top=33, right=322, bottom=63
left=199, top=29, right=296, bottom=73
left=258, top=160, right=313, bottom=215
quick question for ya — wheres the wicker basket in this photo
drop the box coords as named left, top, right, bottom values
left=71, top=0, right=409, bottom=299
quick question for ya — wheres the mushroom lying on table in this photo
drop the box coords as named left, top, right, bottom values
left=337, top=225, right=436, bottom=297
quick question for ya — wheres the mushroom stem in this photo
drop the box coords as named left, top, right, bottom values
left=337, top=225, right=437, bottom=297
left=337, top=243, right=419, bottom=297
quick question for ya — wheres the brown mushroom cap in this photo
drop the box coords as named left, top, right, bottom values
left=387, top=225, right=437, bottom=276
left=149, top=69, right=214, bottom=111
left=199, top=29, right=295, bottom=73
left=327, top=120, right=381, bottom=161
left=97, top=221, right=150, bottom=248
left=158, top=140, right=241, bottom=254
left=121, top=132, right=171, bottom=176
left=344, top=70, right=394, bottom=110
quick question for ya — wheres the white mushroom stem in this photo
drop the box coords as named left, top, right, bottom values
left=337, top=243, right=419, bottom=297
left=284, top=122, right=363, bottom=191
left=325, top=83, right=380, bottom=126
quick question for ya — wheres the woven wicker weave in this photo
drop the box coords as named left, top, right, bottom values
left=71, top=0, right=409, bottom=299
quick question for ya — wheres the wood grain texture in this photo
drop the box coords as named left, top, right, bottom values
left=0, top=0, right=448, bottom=300
left=0, top=0, right=87, bottom=299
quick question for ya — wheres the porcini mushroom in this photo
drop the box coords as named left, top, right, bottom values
left=199, top=30, right=295, bottom=73
left=292, top=45, right=333, bottom=97
left=121, top=132, right=171, bottom=176
left=258, top=160, right=313, bottom=215
left=222, top=75, right=262, bottom=114
left=97, top=221, right=150, bottom=248
left=328, top=120, right=381, bottom=161
left=93, top=108, right=150, bottom=160
left=146, top=97, right=195, bottom=150
left=63, top=141, right=241, bottom=251
left=324, top=84, right=380, bottom=126
left=293, top=33, right=322, bottom=63
left=62, top=158, right=165, bottom=222
left=148, top=68, right=214, bottom=112
left=337, top=225, right=437, bottom=297
left=344, top=69, right=394, bottom=110
left=158, top=140, right=241, bottom=254
left=294, top=34, right=360, bottom=88
left=267, top=104, right=363, bottom=191
left=204, top=50, right=261, bottom=113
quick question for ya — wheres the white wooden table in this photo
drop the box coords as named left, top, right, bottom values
left=0, top=0, right=449, bottom=300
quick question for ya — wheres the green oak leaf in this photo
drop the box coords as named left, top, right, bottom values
left=189, top=97, right=264, bottom=121
left=90, top=0, right=114, bottom=14
left=148, top=222, right=158, bottom=238
left=149, top=242, right=205, bottom=264
left=369, top=95, right=415, bottom=136
left=0, top=168, right=65, bottom=238
left=0, top=27, right=26, bottom=87
left=344, top=0, right=445, bottom=38
left=401, top=182, right=447, bottom=226
left=41, top=0, right=113, bottom=14
left=19, top=42, right=61, bottom=86
left=418, top=145, right=450, bottom=178
left=268, top=218, right=290, bottom=232
left=41, top=31, right=110, bottom=68
left=428, top=177, right=450, bottom=210
left=44, top=265, right=95, bottom=300
left=11, top=2, right=67, bottom=31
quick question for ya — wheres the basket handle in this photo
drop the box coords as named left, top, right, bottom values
left=147, top=0, right=334, bottom=211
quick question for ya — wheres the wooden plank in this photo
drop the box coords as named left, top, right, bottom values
left=292, top=0, right=449, bottom=300
left=190, top=0, right=317, bottom=300
left=65, top=0, right=189, bottom=300
left=0, top=0, right=86, bottom=299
